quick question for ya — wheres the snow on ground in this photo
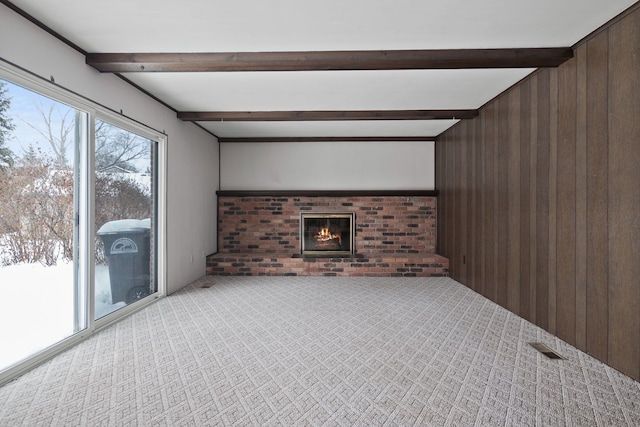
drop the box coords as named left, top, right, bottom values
left=0, top=262, right=125, bottom=370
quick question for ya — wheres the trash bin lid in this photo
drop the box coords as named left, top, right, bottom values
left=97, top=218, right=151, bottom=235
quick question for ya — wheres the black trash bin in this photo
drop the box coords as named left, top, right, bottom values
left=97, top=218, right=151, bottom=304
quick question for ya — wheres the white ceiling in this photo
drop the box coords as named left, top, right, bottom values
left=6, top=0, right=637, bottom=139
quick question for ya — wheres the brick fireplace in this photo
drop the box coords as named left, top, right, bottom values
left=206, top=191, right=448, bottom=277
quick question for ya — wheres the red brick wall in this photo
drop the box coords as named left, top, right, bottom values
left=207, top=253, right=448, bottom=277
left=218, top=196, right=437, bottom=255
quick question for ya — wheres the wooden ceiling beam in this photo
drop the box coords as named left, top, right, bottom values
left=86, top=48, right=573, bottom=73
left=177, top=110, right=477, bottom=122
left=218, top=137, right=436, bottom=143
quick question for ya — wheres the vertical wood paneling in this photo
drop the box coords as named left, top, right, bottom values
left=452, top=129, right=460, bottom=275
left=469, top=120, right=477, bottom=290
left=448, top=130, right=455, bottom=262
left=474, top=116, right=485, bottom=296
left=575, top=44, right=588, bottom=352
left=474, top=120, right=482, bottom=291
left=435, top=135, right=443, bottom=250
left=440, top=132, right=450, bottom=258
left=519, top=81, right=532, bottom=321
left=484, top=104, right=497, bottom=302
left=441, top=132, right=451, bottom=257
left=536, top=69, right=551, bottom=330
left=435, top=4, right=640, bottom=381
left=507, top=90, right=521, bottom=314
left=496, top=95, right=509, bottom=308
left=460, top=122, right=470, bottom=284
left=442, top=132, right=451, bottom=258
left=607, top=11, right=640, bottom=381
left=548, top=68, right=558, bottom=335
left=529, top=76, right=538, bottom=324
left=586, top=30, right=609, bottom=363
left=556, top=57, right=577, bottom=344
left=493, top=104, right=501, bottom=305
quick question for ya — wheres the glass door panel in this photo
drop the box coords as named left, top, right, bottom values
left=0, top=79, right=86, bottom=371
left=94, top=119, right=157, bottom=319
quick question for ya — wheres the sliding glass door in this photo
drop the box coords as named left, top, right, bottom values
left=0, top=68, right=165, bottom=382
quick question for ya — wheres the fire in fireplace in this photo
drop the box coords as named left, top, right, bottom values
left=300, top=212, right=354, bottom=256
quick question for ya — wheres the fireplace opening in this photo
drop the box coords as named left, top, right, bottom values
left=301, top=212, right=354, bottom=256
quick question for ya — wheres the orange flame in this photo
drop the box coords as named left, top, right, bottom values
left=316, top=227, right=341, bottom=244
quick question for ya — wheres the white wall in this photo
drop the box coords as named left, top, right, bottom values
left=221, top=141, right=435, bottom=190
left=0, top=4, right=219, bottom=293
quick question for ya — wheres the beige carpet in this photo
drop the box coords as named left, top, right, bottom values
left=0, top=276, right=638, bottom=426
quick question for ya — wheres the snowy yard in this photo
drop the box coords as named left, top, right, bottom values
left=0, top=262, right=124, bottom=370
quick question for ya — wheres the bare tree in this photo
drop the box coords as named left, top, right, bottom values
left=21, top=102, right=74, bottom=168
left=19, top=108, right=150, bottom=173
left=95, top=120, right=150, bottom=173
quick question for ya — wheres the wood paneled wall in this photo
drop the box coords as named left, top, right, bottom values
left=436, top=6, right=640, bottom=381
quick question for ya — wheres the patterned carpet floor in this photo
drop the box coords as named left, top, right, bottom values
left=0, top=276, right=638, bottom=426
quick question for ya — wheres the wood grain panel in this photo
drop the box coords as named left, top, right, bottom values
left=474, top=117, right=485, bottom=296
left=507, top=89, right=521, bottom=314
left=446, top=128, right=456, bottom=272
left=519, top=81, right=532, bottom=321
left=484, top=104, right=497, bottom=302
left=437, top=133, right=444, bottom=253
left=436, top=134, right=445, bottom=253
left=447, top=130, right=457, bottom=269
left=548, top=67, right=559, bottom=335
left=528, top=75, right=538, bottom=324
left=556, top=56, right=577, bottom=344
left=467, top=121, right=477, bottom=290
left=435, top=136, right=443, bottom=251
left=607, top=11, right=640, bottom=380
left=451, top=130, right=460, bottom=276
left=536, top=69, right=551, bottom=330
left=575, top=44, right=588, bottom=352
left=466, top=121, right=474, bottom=288
left=460, top=123, right=470, bottom=284
left=496, top=95, right=510, bottom=308
left=585, top=30, right=609, bottom=363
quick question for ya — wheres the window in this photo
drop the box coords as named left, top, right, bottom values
left=94, top=118, right=159, bottom=319
left=0, top=64, right=166, bottom=384
left=0, top=80, right=86, bottom=370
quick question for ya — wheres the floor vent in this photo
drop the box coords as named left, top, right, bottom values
left=529, top=342, right=565, bottom=359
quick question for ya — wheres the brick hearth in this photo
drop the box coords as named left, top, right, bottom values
left=207, top=253, right=448, bottom=277
left=207, top=193, right=449, bottom=277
